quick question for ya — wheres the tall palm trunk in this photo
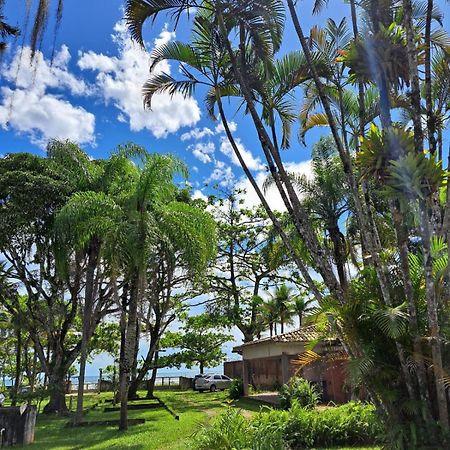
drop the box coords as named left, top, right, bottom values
left=119, top=273, right=140, bottom=431
left=403, top=0, right=449, bottom=428
left=215, top=93, right=323, bottom=303
left=424, top=0, right=436, bottom=156
left=419, top=203, right=449, bottom=428
left=74, top=240, right=99, bottom=425
left=217, top=11, right=345, bottom=304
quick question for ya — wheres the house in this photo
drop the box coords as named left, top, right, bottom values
left=224, top=325, right=350, bottom=403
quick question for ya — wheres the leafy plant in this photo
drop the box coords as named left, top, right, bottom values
left=228, top=378, right=244, bottom=400
left=278, top=376, right=320, bottom=410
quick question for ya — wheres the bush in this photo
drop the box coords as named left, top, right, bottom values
left=192, top=408, right=250, bottom=450
left=228, top=378, right=244, bottom=400
left=279, top=377, right=320, bottom=410
left=284, top=401, right=382, bottom=448
left=191, top=400, right=381, bottom=450
left=192, top=407, right=290, bottom=450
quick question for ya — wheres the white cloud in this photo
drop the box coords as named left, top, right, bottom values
left=215, top=120, right=237, bottom=134
left=219, top=137, right=264, bottom=171
left=0, top=46, right=95, bottom=147
left=235, top=160, right=313, bottom=210
left=189, top=142, right=215, bottom=164
left=206, top=160, right=235, bottom=187
left=180, top=127, right=214, bottom=141
left=78, top=22, right=200, bottom=138
left=192, top=189, right=208, bottom=201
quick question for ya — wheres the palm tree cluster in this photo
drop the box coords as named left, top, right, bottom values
left=0, top=141, right=216, bottom=430
left=259, top=284, right=314, bottom=337
left=126, top=0, right=450, bottom=446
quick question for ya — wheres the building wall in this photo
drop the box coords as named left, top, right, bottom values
left=226, top=350, right=351, bottom=403
left=240, top=341, right=306, bottom=359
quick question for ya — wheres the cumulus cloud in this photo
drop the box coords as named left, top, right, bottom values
left=180, top=127, right=214, bottom=141
left=0, top=46, right=95, bottom=147
left=78, top=22, right=200, bottom=138
left=215, top=120, right=237, bottom=134
left=235, top=160, right=313, bottom=210
left=192, top=189, right=208, bottom=201
left=219, top=137, right=264, bottom=171
left=206, top=160, right=235, bottom=187
left=189, top=142, right=215, bottom=163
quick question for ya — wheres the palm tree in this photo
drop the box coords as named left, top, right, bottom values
left=261, top=299, right=278, bottom=337
left=126, top=0, right=327, bottom=304
left=0, top=12, right=19, bottom=53
left=292, top=295, right=314, bottom=328
left=117, top=152, right=216, bottom=430
left=54, top=145, right=136, bottom=425
left=268, top=284, right=296, bottom=334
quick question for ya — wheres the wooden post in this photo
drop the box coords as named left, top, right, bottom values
left=281, top=353, right=290, bottom=385
left=98, top=369, right=103, bottom=393
left=242, top=359, right=249, bottom=396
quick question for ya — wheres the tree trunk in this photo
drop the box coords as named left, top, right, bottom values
left=128, top=318, right=140, bottom=400
left=218, top=10, right=345, bottom=305
left=199, top=361, right=204, bottom=374
left=119, top=273, right=140, bottom=431
left=419, top=202, right=449, bottom=428
left=11, top=328, right=22, bottom=406
left=146, top=352, right=159, bottom=399
left=43, top=368, right=68, bottom=414
left=74, top=240, right=99, bottom=425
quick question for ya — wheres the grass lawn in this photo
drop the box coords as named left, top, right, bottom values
left=29, top=390, right=380, bottom=449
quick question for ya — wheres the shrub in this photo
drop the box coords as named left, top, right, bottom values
left=192, top=407, right=290, bottom=450
left=284, top=401, right=382, bottom=448
left=191, top=401, right=381, bottom=450
left=279, top=377, right=320, bottom=410
left=228, top=378, right=244, bottom=400
left=191, top=408, right=250, bottom=450
left=251, top=408, right=290, bottom=450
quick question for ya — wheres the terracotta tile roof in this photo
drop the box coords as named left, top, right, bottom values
left=271, top=325, right=319, bottom=343
left=233, top=325, right=320, bottom=353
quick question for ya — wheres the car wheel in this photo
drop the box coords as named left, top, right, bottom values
left=210, top=384, right=217, bottom=392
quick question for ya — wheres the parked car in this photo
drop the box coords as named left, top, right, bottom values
left=195, top=374, right=232, bottom=392
left=193, top=374, right=207, bottom=391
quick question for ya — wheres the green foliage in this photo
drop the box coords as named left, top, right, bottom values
left=161, top=314, right=232, bottom=372
left=191, top=401, right=380, bottom=450
left=228, top=378, right=244, bottom=400
left=278, top=376, right=320, bottom=410
left=192, top=407, right=288, bottom=450
left=284, top=401, right=381, bottom=448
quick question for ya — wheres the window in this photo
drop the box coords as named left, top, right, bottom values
left=214, top=375, right=221, bottom=380
left=221, top=375, right=230, bottom=380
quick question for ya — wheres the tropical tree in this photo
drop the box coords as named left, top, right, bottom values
left=116, top=152, right=216, bottom=430
left=54, top=145, right=136, bottom=424
left=161, top=314, right=232, bottom=374
left=126, top=0, right=450, bottom=446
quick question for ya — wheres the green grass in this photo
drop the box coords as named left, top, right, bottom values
left=30, top=390, right=249, bottom=450
left=28, top=390, right=380, bottom=449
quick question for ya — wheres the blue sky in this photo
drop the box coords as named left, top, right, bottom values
left=0, top=1, right=352, bottom=206
left=2, top=0, right=449, bottom=377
